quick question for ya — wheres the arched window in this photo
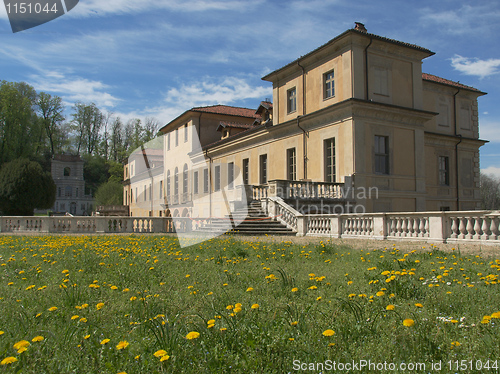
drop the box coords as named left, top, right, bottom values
left=64, top=167, right=71, bottom=176
left=183, top=164, right=188, bottom=197
left=174, top=167, right=179, bottom=202
left=166, top=170, right=171, bottom=198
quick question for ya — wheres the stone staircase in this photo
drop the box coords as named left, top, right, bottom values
left=196, top=201, right=295, bottom=236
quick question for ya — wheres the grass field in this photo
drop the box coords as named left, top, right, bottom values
left=0, top=234, right=499, bottom=373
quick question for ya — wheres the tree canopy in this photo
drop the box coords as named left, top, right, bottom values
left=0, top=158, right=56, bottom=215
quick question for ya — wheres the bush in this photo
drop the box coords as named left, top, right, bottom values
left=95, top=180, right=123, bottom=206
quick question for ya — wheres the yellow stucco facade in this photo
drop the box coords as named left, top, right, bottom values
left=125, top=24, right=486, bottom=217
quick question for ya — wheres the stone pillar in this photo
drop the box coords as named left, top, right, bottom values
left=296, top=215, right=307, bottom=237
left=428, top=213, right=447, bottom=243
left=372, top=214, right=386, bottom=240
left=330, top=216, right=342, bottom=238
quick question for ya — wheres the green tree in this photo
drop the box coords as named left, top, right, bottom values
left=71, top=102, right=103, bottom=156
left=94, top=180, right=123, bottom=206
left=36, top=92, right=65, bottom=157
left=0, top=158, right=56, bottom=215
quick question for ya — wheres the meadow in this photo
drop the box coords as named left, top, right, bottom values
left=0, top=234, right=499, bottom=373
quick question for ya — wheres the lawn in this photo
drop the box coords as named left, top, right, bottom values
left=0, top=234, right=499, bottom=373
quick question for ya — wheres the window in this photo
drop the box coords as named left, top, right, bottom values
left=64, top=167, right=70, bottom=177
left=214, top=165, right=221, bottom=191
left=287, top=148, right=297, bottom=180
left=438, top=156, right=450, bottom=186
left=259, top=154, right=267, bottom=184
left=65, top=186, right=72, bottom=197
left=174, top=167, right=179, bottom=197
left=228, top=162, right=234, bottom=189
left=144, top=185, right=147, bottom=201
left=175, top=128, right=179, bottom=146
left=242, top=158, right=249, bottom=185
left=125, top=190, right=128, bottom=205
left=374, top=135, right=389, bottom=174
left=166, top=171, right=171, bottom=198
left=159, top=180, right=163, bottom=199
left=193, top=171, right=199, bottom=194
left=184, top=124, right=188, bottom=142
left=287, top=87, right=296, bottom=114
left=203, top=168, right=209, bottom=193
left=324, top=139, right=335, bottom=182
left=167, top=133, right=170, bottom=150
left=183, top=164, right=188, bottom=198
left=324, top=70, right=335, bottom=99
left=131, top=189, right=133, bottom=203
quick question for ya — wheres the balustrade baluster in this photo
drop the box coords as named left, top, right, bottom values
left=459, top=218, right=467, bottom=239
left=450, top=217, right=458, bottom=239
left=481, top=218, right=490, bottom=240
left=473, top=217, right=482, bottom=240
left=466, top=217, right=474, bottom=240
left=490, top=217, right=499, bottom=240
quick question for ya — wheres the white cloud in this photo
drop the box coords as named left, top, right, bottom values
left=164, top=76, right=272, bottom=108
left=29, top=72, right=120, bottom=108
left=451, top=55, right=500, bottom=78
left=481, top=166, right=500, bottom=179
left=479, top=119, right=500, bottom=142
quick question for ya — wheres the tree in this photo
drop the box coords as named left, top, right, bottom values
left=82, top=154, right=109, bottom=197
left=94, top=180, right=123, bottom=206
left=0, top=81, right=39, bottom=164
left=71, top=102, right=103, bottom=156
left=36, top=92, right=65, bottom=157
left=0, top=158, right=56, bottom=215
left=480, top=173, right=500, bottom=210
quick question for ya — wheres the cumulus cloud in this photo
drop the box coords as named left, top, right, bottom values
left=481, top=166, right=500, bottom=179
left=29, top=72, right=120, bottom=108
left=164, top=76, right=272, bottom=108
left=451, top=55, right=500, bottom=78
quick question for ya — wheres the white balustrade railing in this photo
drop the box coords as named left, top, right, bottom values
left=386, top=215, right=429, bottom=239
left=342, top=215, right=374, bottom=237
left=307, top=215, right=335, bottom=236
left=448, top=213, right=500, bottom=241
left=252, top=185, right=268, bottom=201
left=286, top=181, right=344, bottom=199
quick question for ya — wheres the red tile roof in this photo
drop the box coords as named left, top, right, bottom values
left=422, top=73, right=485, bottom=94
left=191, top=104, right=260, bottom=118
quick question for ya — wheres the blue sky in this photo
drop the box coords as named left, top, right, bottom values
left=1, top=0, right=499, bottom=175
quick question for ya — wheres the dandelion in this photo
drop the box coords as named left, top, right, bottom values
left=17, top=347, right=28, bottom=354
left=13, top=340, right=30, bottom=350
left=48, top=306, right=57, bottom=312
left=207, top=319, right=215, bottom=325
left=31, top=336, right=44, bottom=342
left=246, top=287, right=253, bottom=292
left=376, top=291, right=385, bottom=297
left=322, top=329, right=335, bottom=337
left=116, top=341, right=129, bottom=350
left=100, top=339, right=110, bottom=345
left=291, top=287, right=298, bottom=292
left=84, top=335, right=90, bottom=340
left=291, top=321, right=298, bottom=326
left=0, top=331, right=4, bottom=336
left=491, top=312, right=500, bottom=319
left=403, top=319, right=415, bottom=327
left=185, top=331, right=200, bottom=340
left=386, top=305, right=395, bottom=311
left=251, top=303, right=259, bottom=309
left=451, top=341, right=461, bottom=347
left=0, top=357, right=17, bottom=365
left=71, top=315, right=79, bottom=320
left=415, top=303, right=423, bottom=308
left=154, top=349, right=168, bottom=358
left=96, top=303, right=105, bottom=310
left=79, top=318, right=87, bottom=323
left=160, top=355, right=170, bottom=362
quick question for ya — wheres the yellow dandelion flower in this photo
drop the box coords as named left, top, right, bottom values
left=154, top=349, right=168, bottom=358
left=234, top=307, right=242, bottom=313
left=226, top=305, right=233, bottom=310
left=322, top=329, right=335, bottom=337
left=71, top=315, right=79, bottom=320
left=96, top=303, right=105, bottom=310
left=13, top=340, right=30, bottom=350
left=100, top=339, right=110, bottom=345
left=130, top=296, right=137, bottom=301
left=31, top=336, right=44, bottom=342
left=414, top=303, right=423, bottom=308
left=376, top=291, right=385, bottom=297
left=251, top=304, right=259, bottom=309
left=79, top=318, right=87, bottom=323
left=17, top=347, right=28, bottom=354
left=160, top=355, right=170, bottom=362
left=289, top=338, right=294, bottom=341
left=308, top=286, right=317, bottom=290
left=291, top=321, right=298, bottom=326
left=490, top=312, right=500, bottom=319
left=84, top=335, right=90, bottom=340
left=451, top=341, right=461, bottom=347
left=246, top=287, right=253, bottom=292
left=386, top=305, right=395, bottom=311
left=185, top=331, right=200, bottom=340
left=207, top=323, right=215, bottom=328
left=207, top=319, right=215, bottom=325
left=0, top=357, right=17, bottom=365
left=0, top=331, right=4, bottom=336
left=403, top=319, right=415, bottom=327
left=116, top=341, right=129, bottom=350
left=219, top=327, right=227, bottom=332
left=48, top=306, right=57, bottom=312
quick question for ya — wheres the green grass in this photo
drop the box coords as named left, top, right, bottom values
left=0, top=235, right=499, bottom=373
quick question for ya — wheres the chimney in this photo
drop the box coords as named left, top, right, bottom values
left=354, top=22, right=367, bottom=33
